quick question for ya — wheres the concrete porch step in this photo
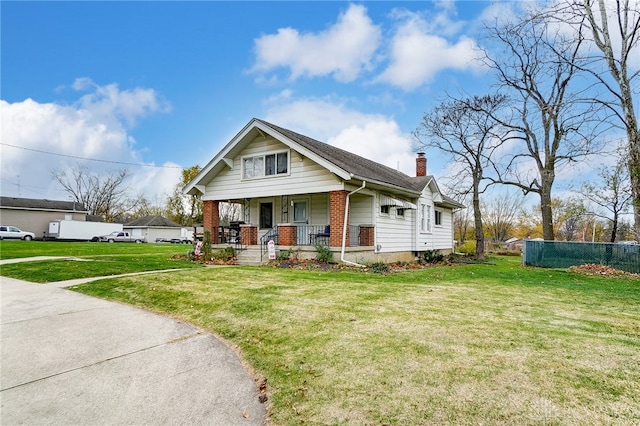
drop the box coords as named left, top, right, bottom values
left=235, top=247, right=265, bottom=266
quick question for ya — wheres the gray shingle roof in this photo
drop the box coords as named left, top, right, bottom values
left=0, top=196, right=88, bottom=212
left=256, top=119, right=431, bottom=193
left=125, top=215, right=181, bottom=227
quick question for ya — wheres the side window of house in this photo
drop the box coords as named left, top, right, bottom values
left=426, top=205, right=432, bottom=231
left=435, top=210, right=442, bottom=226
left=396, top=208, right=405, bottom=218
left=381, top=205, right=390, bottom=214
left=243, top=151, right=289, bottom=179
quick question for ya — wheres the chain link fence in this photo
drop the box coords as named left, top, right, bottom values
left=523, top=240, right=640, bottom=274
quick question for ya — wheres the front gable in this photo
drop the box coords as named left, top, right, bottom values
left=190, top=126, right=347, bottom=201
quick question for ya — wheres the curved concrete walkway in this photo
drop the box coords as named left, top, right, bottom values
left=1, top=263, right=266, bottom=425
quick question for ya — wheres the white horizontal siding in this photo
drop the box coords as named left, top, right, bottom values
left=309, top=193, right=329, bottom=226
left=415, top=188, right=455, bottom=251
left=204, top=136, right=342, bottom=200
left=349, top=194, right=373, bottom=225
left=374, top=194, right=414, bottom=252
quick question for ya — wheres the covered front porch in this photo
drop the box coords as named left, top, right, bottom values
left=203, top=190, right=376, bottom=250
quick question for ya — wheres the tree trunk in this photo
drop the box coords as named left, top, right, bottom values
left=473, top=180, right=485, bottom=260
left=540, top=188, right=555, bottom=241
left=629, top=129, right=640, bottom=242
left=610, top=214, right=618, bottom=243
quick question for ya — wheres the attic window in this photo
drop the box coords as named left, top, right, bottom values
left=243, top=151, right=289, bottom=179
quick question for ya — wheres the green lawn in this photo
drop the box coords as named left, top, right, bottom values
left=67, top=257, right=640, bottom=425
left=0, top=240, right=202, bottom=282
left=0, top=240, right=192, bottom=259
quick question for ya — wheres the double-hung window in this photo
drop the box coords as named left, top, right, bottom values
left=243, top=151, right=289, bottom=179
left=420, top=204, right=432, bottom=232
left=435, top=210, right=442, bottom=226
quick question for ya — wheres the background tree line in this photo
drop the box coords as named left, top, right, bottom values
left=415, top=0, right=638, bottom=258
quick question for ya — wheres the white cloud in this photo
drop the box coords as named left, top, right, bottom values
left=251, top=4, right=381, bottom=82
left=263, top=96, right=418, bottom=176
left=0, top=80, right=179, bottom=203
left=72, top=77, right=171, bottom=127
left=375, top=10, right=482, bottom=90
left=328, top=121, right=416, bottom=176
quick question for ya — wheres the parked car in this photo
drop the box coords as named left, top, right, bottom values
left=0, top=225, right=36, bottom=240
left=97, top=231, right=146, bottom=243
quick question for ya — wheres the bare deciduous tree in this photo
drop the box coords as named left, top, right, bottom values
left=577, top=151, right=632, bottom=242
left=52, top=165, right=131, bottom=222
left=481, top=191, right=524, bottom=242
left=452, top=193, right=473, bottom=245
left=554, top=198, right=587, bottom=241
left=553, top=0, right=640, bottom=240
left=219, top=202, right=242, bottom=226
left=482, top=10, right=606, bottom=240
left=414, top=95, right=507, bottom=260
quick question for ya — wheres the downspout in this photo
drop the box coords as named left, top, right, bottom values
left=341, top=181, right=367, bottom=267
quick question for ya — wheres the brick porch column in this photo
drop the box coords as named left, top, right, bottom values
left=203, top=200, right=220, bottom=244
left=329, top=190, right=349, bottom=247
left=240, top=225, right=258, bottom=245
left=359, top=225, right=374, bottom=246
left=278, top=224, right=297, bottom=246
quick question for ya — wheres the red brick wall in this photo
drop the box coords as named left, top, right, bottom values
left=203, top=200, right=220, bottom=243
left=240, top=225, right=257, bottom=245
left=359, top=225, right=374, bottom=246
left=279, top=224, right=297, bottom=246
left=329, top=190, right=349, bottom=247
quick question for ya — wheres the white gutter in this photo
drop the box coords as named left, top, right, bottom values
left=341, top=181, right=367, bottom=267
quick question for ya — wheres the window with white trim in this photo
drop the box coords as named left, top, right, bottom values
left=396, top=208, right=405, bottom=217
left=420, top=204, right=426, bottom=231
left=243, top=151, right=289, bottom=179
left=435, top=210, right=442, bottom=226
left=381, top=205, right=390, bottom=214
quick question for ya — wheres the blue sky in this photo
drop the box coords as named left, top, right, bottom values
left=0, top=1, right=610, bottom=206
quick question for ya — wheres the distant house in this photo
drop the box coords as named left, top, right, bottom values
left=505, top=237, right=523, bottom=251
left=124, top=215, right=193, bottom=243
left=184, top=118, right=464, bottom=264
left=0, top=196, right=89, bottom=238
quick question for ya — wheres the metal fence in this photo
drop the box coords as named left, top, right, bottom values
left=523, top=240, right=640, bottom=273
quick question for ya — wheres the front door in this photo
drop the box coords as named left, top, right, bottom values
left=293, top=200, right=308, bottom=244
left=260, top=202, right=273, bottom=229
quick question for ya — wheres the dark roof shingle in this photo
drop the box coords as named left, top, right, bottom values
left=257, top=119, right=429, bottom=193
left=125, top=215, right=181, bottom=227
left=0, top=196, right=88, bottom=212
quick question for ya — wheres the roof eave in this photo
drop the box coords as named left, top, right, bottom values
left=349, top=175, right=421, bottom=197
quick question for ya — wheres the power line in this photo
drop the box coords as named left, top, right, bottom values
left=0, top=143, right=184, bottom=169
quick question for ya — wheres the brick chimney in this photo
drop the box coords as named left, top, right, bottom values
left=416, top=152, right=427, bottom=177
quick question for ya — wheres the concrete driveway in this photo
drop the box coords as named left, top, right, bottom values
left=1, top=276, right=266, bottom=425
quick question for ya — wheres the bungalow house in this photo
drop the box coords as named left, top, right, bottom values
left=184, top=118, right=464, bottom=265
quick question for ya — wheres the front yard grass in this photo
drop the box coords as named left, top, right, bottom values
left=71, top=257, right=640, bottom=425
left=0, top=241, right=202, bottom=282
